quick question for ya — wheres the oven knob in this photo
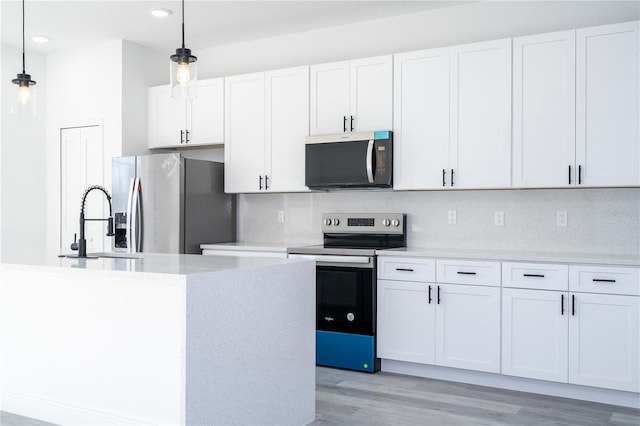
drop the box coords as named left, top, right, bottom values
left=346, top=312, right=355, bottom=322
left=392, top=219, right=400, bottom=227
left=333, top=218, right=340, bottom=226
left=382, top=219, right=391, bottom=226
left=324, top=218, right=332, bottom=226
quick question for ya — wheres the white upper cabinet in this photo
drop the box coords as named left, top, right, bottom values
left=393, top=48, right=450, bottom=190
left=450, top=38, right=512, bottom=189
left=225, top=72, right=266, bottom=193
left=265, top=66, right=310, bottom=192
left=513, top=31, right=576, bottom=188
left=393, top=40, right=511, bottom=190
left=576, top=21, right=640, bottom=187
left=225, top=66, right=310, bottom=193
left=149, top=78, right=224, bottom=149
left=310, top=55, right=392, bottom=135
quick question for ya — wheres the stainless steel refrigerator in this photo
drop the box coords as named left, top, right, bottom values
left=111, top=153, right=235, bottom=254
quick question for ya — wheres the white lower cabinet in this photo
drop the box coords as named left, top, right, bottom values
left=377, top=257, right=501, bottom=374
left=502, top=288, right=569, bottom=382
left=568, top=292, right=639, bottom=392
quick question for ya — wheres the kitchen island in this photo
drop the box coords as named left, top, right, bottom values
left=0, top=252, right=316, bottom=426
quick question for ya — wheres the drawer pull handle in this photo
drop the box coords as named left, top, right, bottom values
left=457, top=271, right=476, bottom=275
left=396, top=268, right=414, bottom=272
left=592, top=279, right=616, bottom=283
left=523, top=273, right=545, bottom=278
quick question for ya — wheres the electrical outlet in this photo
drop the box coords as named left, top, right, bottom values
left=447, top=210, right=457, bottom=225
left=277, top=210, right=285, bottom=223
left=494, top=211, right=504, bottom=227
left=557, top=211, right=567, bottom=227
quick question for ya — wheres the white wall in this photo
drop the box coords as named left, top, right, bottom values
left=0, top=45, right=47, bottom=260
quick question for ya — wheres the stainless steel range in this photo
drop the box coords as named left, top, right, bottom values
left=288, top=213, right=406, bottom=373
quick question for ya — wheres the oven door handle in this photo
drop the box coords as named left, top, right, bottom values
left=288, top=254, right=372, bottom=265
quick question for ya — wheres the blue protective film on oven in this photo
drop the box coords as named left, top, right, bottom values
left=316, top=330, right=376, bottom=373
left=374, top=130, right=390, bottom=140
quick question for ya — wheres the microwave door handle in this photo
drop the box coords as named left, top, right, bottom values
left=366, top=140, right=374, bottom=183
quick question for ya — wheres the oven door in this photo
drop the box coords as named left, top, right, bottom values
left=316, top=261, right=374, bottom=336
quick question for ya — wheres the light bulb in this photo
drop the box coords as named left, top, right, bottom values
left=18, top=85, right=31, bottom=105
left=176, top=62, right=191, bottom=85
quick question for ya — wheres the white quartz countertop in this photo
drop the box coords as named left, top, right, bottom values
left=376, top=247, right=640, bottom=266
left=1, top=251, right=305, bottom=276
left=200, top=242, right=290, bottom=253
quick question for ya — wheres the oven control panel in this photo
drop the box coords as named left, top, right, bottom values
left=322, top=213, right=405, bottom=234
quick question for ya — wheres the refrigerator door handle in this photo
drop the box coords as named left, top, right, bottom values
left=130, top=177, right=142, bottom=253
left=125, top=178, right=135, bottom=253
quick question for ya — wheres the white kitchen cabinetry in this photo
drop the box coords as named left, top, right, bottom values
left=512, top=31, right=576, bottom=188
left=310, top=55, right=392, bottom=135
left=225, top=66, right=309, bottom=193
left=576, top=21, right=639, bottom=187
left=377, top=257, right=501, bottom=374
left=393, top=39, right=511, bottom=189
left=148, top=78, right=224, bottom=148
left=568, top=265, right=639, bottom=392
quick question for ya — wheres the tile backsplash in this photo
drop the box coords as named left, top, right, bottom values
left=237, top=188, right=640, bottom=256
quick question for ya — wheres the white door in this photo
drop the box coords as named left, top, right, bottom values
left=349, top=55, right=393, bottom=132
left=502, top=288, right=569, bottom=383
left=377, top=279, right=436, bottom=364
left=513, top=30, right=576, bottom=188
left=310, top=61, right=350, bottom=135
left=435, top=284, right=501, bottom=373
left=188, top=78, right=224, bottom=146
left=568, top=292, right=640, bottom=392
left=265, top=66, right=309, bottom=192
left=393, top=48, right=450, bottom=190
left=576, top=21, right=639, bottom=187
left=450, top=39, right=512, bottom=189
left=224, top=72, right=266, bottom=193
left=60, top=125, right=104, bottom=253
left=148, top=85, right=187, bottom=148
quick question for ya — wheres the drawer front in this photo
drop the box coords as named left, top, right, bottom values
left=569, top=265, right=640, bottom=296
left=502, top=262, right=568, bottom=291
left=378, top=257, right=436, bottom=282
left=436, top=259, right=501, bottom=286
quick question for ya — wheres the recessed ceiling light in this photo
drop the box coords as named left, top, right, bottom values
left=32, top=35, right=51, bottom=43
left=149, top=8, right=173, bottom=18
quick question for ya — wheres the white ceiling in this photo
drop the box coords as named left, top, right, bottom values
left=1, top=1, right=470, bottom=54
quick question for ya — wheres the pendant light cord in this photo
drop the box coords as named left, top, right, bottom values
left=181, top=0, right=185, bottom=49
left=21, top=0, right=26, bottom=74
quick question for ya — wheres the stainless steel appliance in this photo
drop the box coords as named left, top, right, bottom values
left=288, top=212, right=406, bottom=373
left=112, top=153, right=235, bottom=254
left=305, top=131, right=393, bottom=190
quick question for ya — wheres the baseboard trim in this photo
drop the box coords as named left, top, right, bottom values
left=381, top=360, right=640, bottom=409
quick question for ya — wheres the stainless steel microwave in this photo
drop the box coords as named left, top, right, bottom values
left=305, top=131, right=393, bottom=190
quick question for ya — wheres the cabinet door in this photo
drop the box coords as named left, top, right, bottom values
left=435, top=284, right=501, bottom=373
left=224, top=72, right=265, bottom=193
left=148, top=85, right=187, bottom=148
left=450, top=39, right=512, bottom=189
left=265, top=66, right=309, bottom=192
left=393, top=48, right=450, bottom=190
left=377, top=279, right=435, bottom=364
left=310, top=61, right=349, bottom=135
left=576, top=21, right=639, bottom=187
left=349, top=55, right=393, bottom=132
left=502, top=289, right=569, bottom=383
left=513, top=31, right=576, bottom=188
left=568, top=293, right=639, bottom=392
left=187, top=78, right=224, bottom=146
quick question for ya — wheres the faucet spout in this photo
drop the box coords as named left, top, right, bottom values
left=75, top=185, right=115, bottom=258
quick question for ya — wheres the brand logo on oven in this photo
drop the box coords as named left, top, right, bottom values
left=324, top=316, right=334, bottom=322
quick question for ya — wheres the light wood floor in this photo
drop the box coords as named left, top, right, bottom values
left=2, top=367, right=639, bottom=425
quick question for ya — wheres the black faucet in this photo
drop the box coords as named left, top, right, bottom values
left=70, top=185, right=115, bottom=258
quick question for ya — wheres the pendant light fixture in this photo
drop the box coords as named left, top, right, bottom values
left=170, top=0, right=197, bottom=99
left=11, top=0, right=37, bottom=115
